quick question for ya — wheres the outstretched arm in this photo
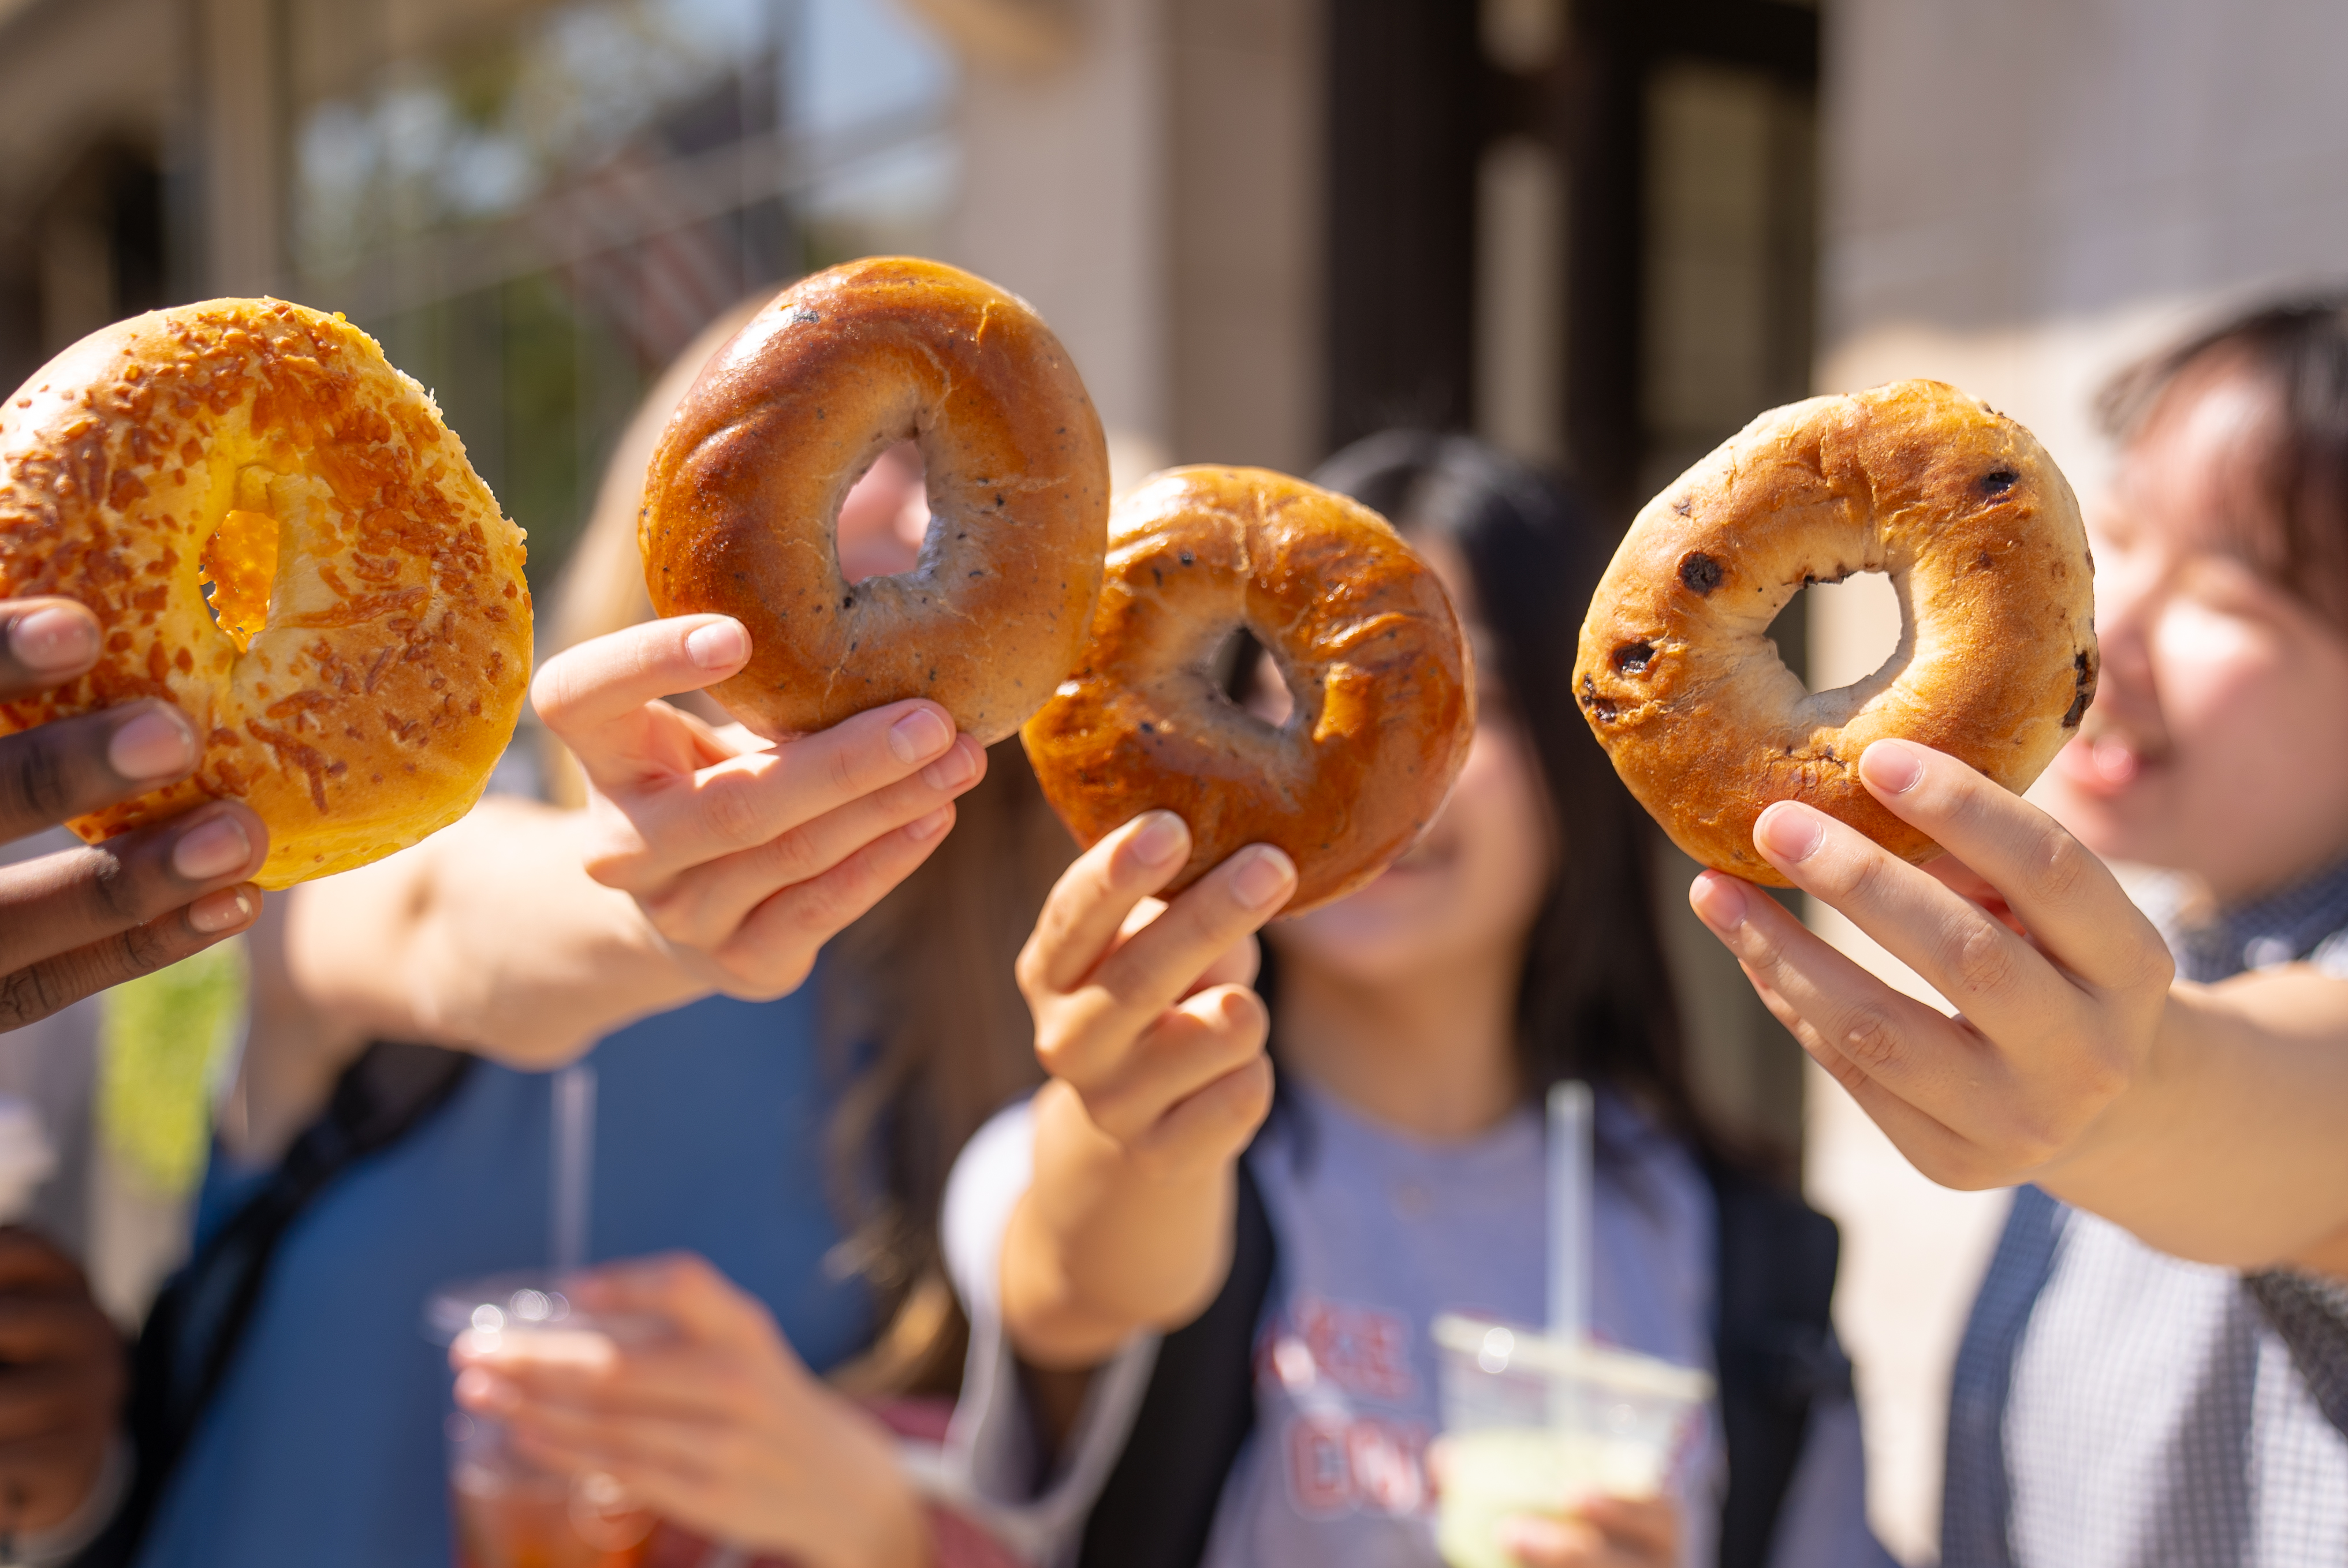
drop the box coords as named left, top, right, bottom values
left=1002, top=814, right=1292, bottom=1368
left=1690, top=737, right=2348, bottom=1276
left=232, top=614, right=987, bottom=1160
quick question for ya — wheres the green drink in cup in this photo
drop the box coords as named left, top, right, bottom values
left=1430, top=1313, right=1710, bottom=1568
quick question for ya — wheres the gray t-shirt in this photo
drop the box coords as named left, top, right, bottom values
left=940, top=1081, right=1892, bottom=1568
left=1202, top=1082, right=1721, bottom=1567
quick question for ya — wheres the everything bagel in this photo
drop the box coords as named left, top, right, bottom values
left=640, top=257, right=1110, bottom=744
left=0, top=298, right=532, bottom=887
left=1022, top=466, right=1475, bottom=916
left=1574, top=379, right=2097, bottom=883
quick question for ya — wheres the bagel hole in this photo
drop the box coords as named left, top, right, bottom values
left=837, top=440, right=932, bottom=584
left=1216, top=628, right=1298, bottom=727
left=199, top=505, right=281, bottom=655
left=1776, top=569, right=1902, bottom=693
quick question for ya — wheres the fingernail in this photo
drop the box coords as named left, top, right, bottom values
left=905, top=805, right=952, bottom=841
left=1861, top=740, right=1925, bottom=795
left=920, top=737, right=979, bottom=791
left=1754, top=802, right=1825, bottom=864
left=1129, top=811, right=1187, bottom=867
left=9, top=606, right=94, bottom=671
left=684, top=619, right=749, bottom=670
left=172, top=814, right=253, bottom=881
left=187, top=885, right=256, bottom=934
left=1689, top=871, right=1747, bottom=933
left=1230, top=845, right=1296, bottom=910
left=886, top=707, right=951, bottom=764
left=107, top=707, right=198, bottom=781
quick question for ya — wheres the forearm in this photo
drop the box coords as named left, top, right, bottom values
left=2040, top=967, right=2348, bottom=1274
left=285, top=798, right=709, bottom=1067
left=1001, top=1081, right=1238, bottom=1368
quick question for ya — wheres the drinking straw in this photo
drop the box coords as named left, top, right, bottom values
left=550, top=1062, right=597, bottom=1275
left=1546, top=1080, right=1593, bottom=1346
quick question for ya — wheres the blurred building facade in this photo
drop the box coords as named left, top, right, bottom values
left=0, top=0, right=2340, bottom=1560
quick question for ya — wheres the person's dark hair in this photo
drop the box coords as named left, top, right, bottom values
left=2097, top=293, right=2348, bottom=632
left=1299, top=431, right=1709, bottom=1143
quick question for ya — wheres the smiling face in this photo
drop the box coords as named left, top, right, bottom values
left=1262, top=542, right=1559, bottom=987
left=2036, top=366, right=2348, bottom=903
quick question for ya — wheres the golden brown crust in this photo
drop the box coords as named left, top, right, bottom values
left=1022, top=466, right=1475, bottom=916
left=641, top=257, right=1111, bottom=745
left=0, top=298, right=532, bottom=888
left=1573, top=379, right=2097, bottom=884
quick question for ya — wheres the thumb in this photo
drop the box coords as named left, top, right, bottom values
left=532, top=617, right=750, bottom=739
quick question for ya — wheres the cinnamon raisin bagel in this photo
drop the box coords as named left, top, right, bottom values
left=0, top=298, right=532, bottom=887
left=1022, top=466, right=1475, bottom=915
left=640, top=257, right=1110, bottom=744
left=1574, top=379, right=2096, bottom=884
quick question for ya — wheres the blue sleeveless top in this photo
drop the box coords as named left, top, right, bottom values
left=139, top=989, right=874, bottom=1568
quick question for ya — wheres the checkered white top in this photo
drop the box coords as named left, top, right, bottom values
left=1943, top=856, right=2348, bottom=1568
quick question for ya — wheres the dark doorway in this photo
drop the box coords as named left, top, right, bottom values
left=1323, top=0, right=1823, bottom=1163
left=33, top=142, right=169, bottom=367
left=1325, top=0, right=1819, bottom=518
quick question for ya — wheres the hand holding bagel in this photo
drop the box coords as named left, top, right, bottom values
left=532, top=613, right=990, bottom=1003
left=1687, top=738, right=2348, bottom=1275
left=0, top=298, right=532, bottom=888
left=0, top=597, right=264, bottom=1030
left=1007, top=811, right=1294, bottom=1368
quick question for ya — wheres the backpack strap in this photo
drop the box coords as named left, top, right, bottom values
left=1707, top=1158, right=1848, bottom=1568
left=76, top=1040, right=475, bottom=1567
left=1075, top=1159, right=1276, bottom=1568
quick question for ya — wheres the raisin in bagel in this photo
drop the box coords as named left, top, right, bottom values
left=0, top=298, right=532, bottom=888
left=1574, top=379, right=2096, bottom=884
left=640, top=257, right=1109, bottom=744
left=1022, top=466, right=1474, bottom=916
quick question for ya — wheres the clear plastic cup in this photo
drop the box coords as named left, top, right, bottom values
left=1431, top=1313, right=1712, bottom=1568
left=427, top=1275, right=665, bottom=1568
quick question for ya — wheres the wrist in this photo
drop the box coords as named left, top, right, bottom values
left=803, top=1429, right=929, bottom=1568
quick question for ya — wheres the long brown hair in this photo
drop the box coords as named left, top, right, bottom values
left=542, top=295, right=1065, bottom=1394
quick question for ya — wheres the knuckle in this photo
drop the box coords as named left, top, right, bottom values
left=1835, top=840, right=1896, bottom=907
left=2127, top=927, right=2177, bottom=991
left=1921, top=1145, right=1991, bottom=1190
left=823, top=737, right=864, bottom=801
left=0, top=964, right=64, bottom=1029
left=0, top=976, right=35, bottom=1029
left=783, top=873, right=856, bottom=940
left=1033, top=1028, right=1077, bottom=1080
left=1996, top=1117, right=2070, bottom=1173
left=756, top=823, right=825, bottom=888
left=116, top=917, right=176, bottom=975
left=80, top=852, right=150, bottom=925
left=0, top=733, right=77, bottom=825
left=1836, top=1006, right=1904, bottom=1073
left=1948, top=921, right=2023, bottom=998
left=696, top=777, right=772, bottom=852
left=720, top=943, right=813, bottom=999
left=635, top=887, right=703, bottom=949
left=1013, top=940, right=1049, bottom=1003
left=2033, top=831, right=2094, bottom=906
